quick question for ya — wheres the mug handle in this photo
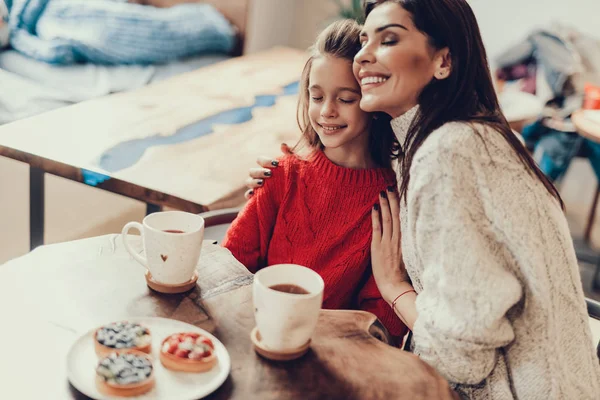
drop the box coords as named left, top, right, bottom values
left=121, top=222, right=147, bottom=267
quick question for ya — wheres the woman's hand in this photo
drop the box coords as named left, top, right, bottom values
left=245, top=143, right=293, bottom=199
left=371, top=186, right=410, bottom=303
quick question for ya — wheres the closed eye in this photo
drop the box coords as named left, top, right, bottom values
left=339, top=99, right=357, bottom=104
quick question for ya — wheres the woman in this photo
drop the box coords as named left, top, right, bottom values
left=249, top=0, right=600, bottom=398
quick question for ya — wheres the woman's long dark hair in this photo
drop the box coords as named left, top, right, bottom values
left=296, top=19, right=399, bottom=168
left=365, top=0, right=563, bottom=207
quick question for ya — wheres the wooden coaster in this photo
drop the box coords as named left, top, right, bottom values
left=250, top=327, right=310, bottom=361
left=145, top=270, right=198, bottom=294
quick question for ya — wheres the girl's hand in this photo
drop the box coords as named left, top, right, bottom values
left=371, top=186, right=410, bottom=303
left=245, top=143, right=293, bottom=199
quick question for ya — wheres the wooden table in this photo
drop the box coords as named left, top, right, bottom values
left=0, top=47, right=306, bottom=249
left=0, top=235, right=457, bottom=400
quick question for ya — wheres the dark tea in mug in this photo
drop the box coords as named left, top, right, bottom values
left=269, top=283, right=310, bottom=295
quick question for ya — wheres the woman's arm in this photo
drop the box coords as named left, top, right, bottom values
left=406, top=148, right=523, bottom=386
left=357, top=274, right=409, bottom=339
left=371, top=187, right=418, bottom=330
left=244, top=144, right=293, bottom=198
left=372, top=145, right=523, bottom=386
left=222, top=157, right=286, bottom=272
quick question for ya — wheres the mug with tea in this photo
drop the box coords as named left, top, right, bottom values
left=253, top=264, right=324, bottom=352
left=122, top=211, right=204, bottom=285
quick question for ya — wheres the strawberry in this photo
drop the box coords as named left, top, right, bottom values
left=166, top=339, right=179, bottom=354
left=175, top=348, right=191, bottom=358
left=196, top=336, right=214, bottom=349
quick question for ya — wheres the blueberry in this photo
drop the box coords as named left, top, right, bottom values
left=132, top=359, right=145, bottom=368
left=118, top=368, right=135, bottom=378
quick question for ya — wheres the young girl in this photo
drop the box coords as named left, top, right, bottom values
left=222, top=19, right=407, bottom=339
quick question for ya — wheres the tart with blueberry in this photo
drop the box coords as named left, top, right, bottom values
left=160, top=332, right=217, bottom=372
left=95, top=350, right=155, bottom=397
left=94, top=321, right=152, bottom=358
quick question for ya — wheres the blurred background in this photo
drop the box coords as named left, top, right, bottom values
left=1, top=0, right=599, bottom=299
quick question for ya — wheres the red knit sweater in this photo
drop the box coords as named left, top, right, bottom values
left=222, top=150, right=407, bottom=337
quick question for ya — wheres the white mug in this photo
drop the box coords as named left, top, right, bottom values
left=122, top=211, right=204, bottom=285
left=253, top=264, right=324, bottom=352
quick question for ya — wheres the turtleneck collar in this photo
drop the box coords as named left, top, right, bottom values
left=390, top=105, right=419, bottom=149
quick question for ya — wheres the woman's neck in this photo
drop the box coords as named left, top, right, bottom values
left=388, top=99, right=419, bottom=119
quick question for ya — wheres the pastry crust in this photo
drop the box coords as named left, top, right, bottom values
left=94, top=322, right=152, bottom=358
left=95, top=374, right=155, bottom=398
left=159, top=334, right=218, bottom=372
left=95, top=350, right=155, bottom=397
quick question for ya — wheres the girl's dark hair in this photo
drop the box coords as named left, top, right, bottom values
left=365, top=0, right=563, bottom=207
left=296, top=19, right=399, bottom=167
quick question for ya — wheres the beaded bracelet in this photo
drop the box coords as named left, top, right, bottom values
left=391, top=289, right=416, bottom=310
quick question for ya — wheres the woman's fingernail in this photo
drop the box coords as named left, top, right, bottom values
left=264, top=171, right=272, bottom=177
left=258, top=179, right=264, bottom=186
left=380, top=190, right=387, bottom=199
left=387, top=185, right=395, bottom=192
left=271, top=160, right=279, bottom=167
left=248, top=190, right=254, bottom=196
left=374, top=204, right=380, bottom=211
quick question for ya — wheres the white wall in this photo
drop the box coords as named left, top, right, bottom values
left=470, top=0, right=600, bottom=65
left=288, top=0, right=339, bottom=50
left=245, top=0, right=339, bottom=53
left=244, top=0, right=295, bottom=53
left=246, top=0, right=600, bottom=60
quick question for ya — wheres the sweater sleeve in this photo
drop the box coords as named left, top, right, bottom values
left=408, top=145, right=523, bottom=386
left=358, top=274, right=408, bottom=339
left=222, top=158, right=287, bottom=273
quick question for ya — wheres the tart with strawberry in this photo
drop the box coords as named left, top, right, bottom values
left=160, top=332, right=218, bottom=372
left=94, top=321, right=152, bottom=358
left=95, top=350, right=155, bottom=397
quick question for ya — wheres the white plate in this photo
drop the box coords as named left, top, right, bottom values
left=67, top=317, right=231, bottom=400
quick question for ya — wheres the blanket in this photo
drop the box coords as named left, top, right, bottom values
left=4, top=0, right=236, bottom=64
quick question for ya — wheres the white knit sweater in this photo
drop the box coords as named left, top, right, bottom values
left=391, top=106, right=600, bottom=399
